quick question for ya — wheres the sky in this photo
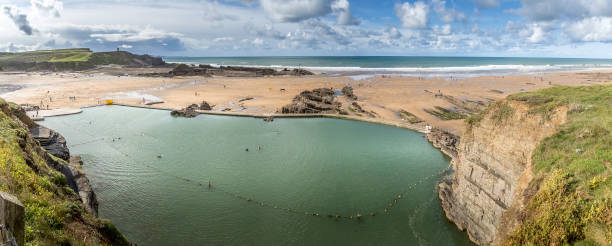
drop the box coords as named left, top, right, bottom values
left=1, top=0, right=611, bottom=58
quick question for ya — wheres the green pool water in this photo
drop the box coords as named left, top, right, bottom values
left=40, top=106, right=472, bottom=245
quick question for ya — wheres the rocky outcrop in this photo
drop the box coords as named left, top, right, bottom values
left=281, top=88, right=342, bottom=114
left=342, top=85, right=357, bottom=100
left=200, top=101, right=212, bottom=110
left=350, top=102, right=366, bottom=113
left=426, top=128, right=459, bottom=159
left=170, top=104, right=200, bottom=118
left=29, top=126, right=70, bottom=161
left=27, top=123, right=99, bottom=218
left=33, top=131, right=99, bottom=218
left=68, top=156, right=99, bottom=217
left=439, top=101, right=567, bottom=245
left=149, top=64, right=314, bottom=77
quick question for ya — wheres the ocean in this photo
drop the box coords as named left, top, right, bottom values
left=163, top=56, right=612, bottom=77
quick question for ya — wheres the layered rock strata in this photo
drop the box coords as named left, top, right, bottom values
left=281, top=88, right=342, bottom=114
left=438, top=101, right=567, bottom=245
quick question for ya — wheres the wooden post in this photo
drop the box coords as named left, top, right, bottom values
left=0, top=191, right=24, bottom=246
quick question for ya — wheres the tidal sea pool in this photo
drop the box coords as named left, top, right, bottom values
left=41, top=106, right=472, bottom=245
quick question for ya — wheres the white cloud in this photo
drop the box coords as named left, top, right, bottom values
left=386, top=26, right=402, bottom=39
left=527, top=25, right=544, bottom=43
left=260, top=0, right=358, bottom=25
left=332, top=0, right=359, bottom=25
left=30, top=0, right=63, bottom=18
left=252, top=37, right=264, bottom=45
left=202, top=0, right=237, bottom=22
left=119, top=44, right=132, bottom=49
left=213, top=37, right=234, bottom=42
left=260, top=0, right=332, bottom=22
left=432, top=0, right=465, bottom=23
left=503, top=21, right=553, bottom=44
left=89, top=27, right=182, bottom=42
left=512, top=0, right=612, bottom=22
left=395, top=1, right=429, bottom=29
left=433, top=24, right=451, bottom=35
left=563, top=17, right=612, bottom=42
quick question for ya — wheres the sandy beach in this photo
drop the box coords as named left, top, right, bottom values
left=1, top=69, right=611, bottom=133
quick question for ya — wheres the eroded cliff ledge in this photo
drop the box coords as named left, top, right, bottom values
left=438, top=100, right=568, bottom=245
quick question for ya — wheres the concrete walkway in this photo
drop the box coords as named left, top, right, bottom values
left=26, top=108, right=83, bottom=121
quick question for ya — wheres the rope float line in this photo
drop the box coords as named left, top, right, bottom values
left=69, top=137, right=106, bottom=147
left=70, top=125, right=452, bottom=222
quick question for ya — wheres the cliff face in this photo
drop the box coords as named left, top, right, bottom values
left=439, top=100, right=568, bottom=245
left=0, top=98, right=129, bottom=245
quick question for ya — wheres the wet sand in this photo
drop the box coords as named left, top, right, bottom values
left=1, top=69, right=611, bottom=133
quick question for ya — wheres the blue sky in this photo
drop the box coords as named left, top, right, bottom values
left=1, top=0, right=611, bottom=58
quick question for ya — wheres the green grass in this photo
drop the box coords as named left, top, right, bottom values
left=399, top=110, right=423, bottom=124
left=0, top=49, right=92, bottom=63
left=503, top=84, right=612, bottom=245
left=424, top=106, right=467, bottom=120
left=49, top=52, right=92, bottom=62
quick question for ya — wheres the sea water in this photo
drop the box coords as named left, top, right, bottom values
left=41, top=106, right=473, bottom=245
left=164, top=56, right=612, bottom=77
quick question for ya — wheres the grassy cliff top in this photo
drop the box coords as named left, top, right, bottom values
left=0, top=48, right=165, bottom=71
left=0, top=98, right=130, bottom=245
left=0, top=49, right=94, bottom=63
left=500, top=84, right=612, bottom=245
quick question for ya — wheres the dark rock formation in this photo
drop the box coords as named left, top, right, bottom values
left=29, top=126, right=70, bottom=161
left=342, top=85, right=357, bottom=100
left=170, top=64, right=193, bottom=76
left=68, top=156, right=99, bottom=217
left=426, top=128, right=459, bottom=159
left=276, top=68, right=314, bottom=76
left=281, top=88, right=342, bottom=114
left=170, top=105, right=199, bottom=118
left=36, top=136, right=99, bottom=217
left=146, top=64, right=313, bottom=77
left=350, top=102, right=366, bottom=113
left=238, top=97, right=254, bottom=102
left=200, top=101, right=212, bottom=110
